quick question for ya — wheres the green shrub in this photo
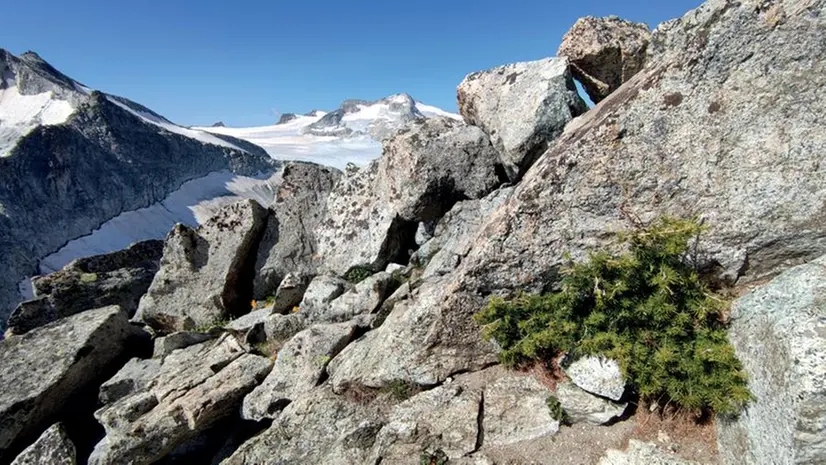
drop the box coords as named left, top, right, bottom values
left=474, top=217, right=752, bottom=415
left=344, top=265, right=374, bottom=284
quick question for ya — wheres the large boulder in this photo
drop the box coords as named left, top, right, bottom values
left=370, top=383, right=481, bottom=462
left=9, top=424, right=76, bottom=465
left=558, top=16, right=651, bottom=102
left=242, top=322, right=356, bottom=421
left=716, top=255, right=826, bottom=464
left=482, top=375, right=559, bottom=447
left=134, top=200, right=269, bottom=332
left=0, top=306, right=140, bottom=461
left=224, top=387, right=385, bottom=465
left=89, top=334, right=271, bottom=465
left=457, top=57, right=587, bottom=180
left=564, top=356, right=626, bottom=401
left=253, top=162, right=341, bottom=299
left=555, top=381, right=627, bottom=425
left=327, top=276, right=498, bottom=390
left=7, top=240, right=163, bottom=335
left=316, top=116, right=502, bottom=275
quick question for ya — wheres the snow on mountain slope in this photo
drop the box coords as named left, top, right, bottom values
left=198, top=94, right=460, bottom=169
left=39, top=170, right=281, bottom=274
left=107, top=96, right=247, bottom=152
left=0, top=86, right=76, bottom=156
left=200, top=113, right=382, bottom=170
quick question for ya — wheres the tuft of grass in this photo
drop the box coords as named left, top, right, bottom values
left=382, top=379, right=418, bottom=401
left=474, top=217, right=752, bottom=415
left=254, top=339, right=282, bottom=361
left=79, top=272, right=98, bottom=283
left=194, top=317, right=230, bottom=333
left=344, top=265, right=374, bottom=284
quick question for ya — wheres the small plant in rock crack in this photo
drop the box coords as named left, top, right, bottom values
left=382, top=379, right=418, bottom=401
left=546, top=395, right=568, bottom=423
left=254, top=340, right=282, bottom=361
left=194, top=317, right=230, bottom=333
left=344, top=265, right=374, bottom=284
left=419, top=449, right=449, bottom=465
left=474, top=216, right=752, bottom=416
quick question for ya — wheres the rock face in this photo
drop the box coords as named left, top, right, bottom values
left=555, top=381, right=627, bottom=425
left=0, top=305, right=139, bottom=461
left=253, top=162, right=341, bottom=299
left=134, top=200, right=269, bottom=332
left=558, top=16, right=651, bottom=102
left=90, top=334, right=271, bottom=465
left=7, top=240, right=163, bottom=335
left=9, top=424, right=76, bottom=465
left=564, top=356, right=626, bottom=401
left=716, top=255, right=826, bottom=465
left=242, top=322, right=355, bottom=421
left=0, top=49, right=275, bottom=330
left=326, top=188, right=512, bottom=390
left=276, top=113, right=298, bottom=125
left=449, top=0, right=826, bottom=328
left=416, top=188, right=513, bottom=278
left=457, top=57, right=587, bottom=180
left=317, top=116, right=502, bottom=275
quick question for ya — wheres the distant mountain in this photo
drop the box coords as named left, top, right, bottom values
left=199, top=94, right=460, bottom=170
left=0, top=49, right=278, bottom=328
left=301, top=93, right=459, bottom=140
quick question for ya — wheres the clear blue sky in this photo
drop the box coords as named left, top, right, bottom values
left=2, top=0, right=701, bottom=127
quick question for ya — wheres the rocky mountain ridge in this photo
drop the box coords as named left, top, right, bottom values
left=0, top=48, right=278, bottom=330
left=1, top=0, right=826, bottom=464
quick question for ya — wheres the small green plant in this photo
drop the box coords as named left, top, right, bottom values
left=419, top=449, right=449, bottom=465
left=474, top=217, right=752, bottom=415
left=546, top=395, right=568, bottom=423
left=194, top=317, right=230, bottom=333
left=313, top=354, right=332, bottom=368
left=79, top=272, right=98, bottom=283
left=382, top=379, right=417, bottom=401
left=344, top=265, right=375, bottom=284
left=254, top=340, right=281, bottom=360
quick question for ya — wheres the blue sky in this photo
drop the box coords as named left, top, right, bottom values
left=2, top=0, right=701, bottom=127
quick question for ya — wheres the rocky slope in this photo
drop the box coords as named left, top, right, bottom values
left=0, top=49, right=278, bottom=329
left=1, top=0, right=826, bottom=464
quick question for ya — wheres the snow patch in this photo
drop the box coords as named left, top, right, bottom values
left=39, top=170, right=281, bottom=274
left=0, top=86, right=76, bottom=156
left=416, top=102, right=462, bottom=120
